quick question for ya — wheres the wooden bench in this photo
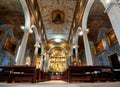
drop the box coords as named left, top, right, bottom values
left=0, top=66, right=37, bottom=83
left=113, top=68, right=120, bottom=81
left=63, top=66, right=114, bottom=83
left=40, top=71, right=51, bottom=81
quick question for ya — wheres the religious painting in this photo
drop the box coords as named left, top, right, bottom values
left=94, top=38, right=106, bottom=55
left=52, top=10, right=64, bottom=24
left=4, top=35, right=18, bottom=55
left=106, top=28, right=118, bottom=47
left=0, top=28, right=5, bottom=42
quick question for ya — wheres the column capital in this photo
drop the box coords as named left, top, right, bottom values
left=21, top=26, right=33, bottom=33
left=34, top=43, right=40, bottom=48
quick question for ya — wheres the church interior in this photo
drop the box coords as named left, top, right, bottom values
left=0, top=0, right=120, bottom=86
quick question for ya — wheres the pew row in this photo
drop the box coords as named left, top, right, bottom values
left=62, top=66, right=115, bottom=83
left=0, top=66, right=51, bottom=83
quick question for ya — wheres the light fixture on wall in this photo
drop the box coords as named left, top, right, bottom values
left=78, top=27, right=89, bottom=36
left=20, top=25, right=25, bottom=30
left=20, top=25, right=33, bottom=33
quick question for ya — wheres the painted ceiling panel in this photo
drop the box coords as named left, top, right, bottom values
left=37, top=0, right=77, bottom=40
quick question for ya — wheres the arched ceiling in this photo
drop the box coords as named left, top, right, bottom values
left=0, top=0, right=110, bottom=53
left=87, top=0, right=110, bottom=42
left=37, top=0, right=76, bottom=41
left=0, top=0, right=24, bottom=39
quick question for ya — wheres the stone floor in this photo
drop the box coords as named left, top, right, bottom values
left=0, top=80, right=120, bottom=87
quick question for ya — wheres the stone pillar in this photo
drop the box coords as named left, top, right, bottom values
left=70, top=44, right=74, bottom=64
left=43, top=52, right=48, bottom=72
left=82, top=29, right=93, bottom=66
left=47, top=58, right=50, bottom=71
left=33, top=42, right=40, bottom=66
left=66, top=55, right=68, bottom=69
left=75, top=45, right=79, bottom=65
left=40, top=44, right=44, bottom=70
left=15, top=28, right=32, bottom=65
left=101, top=0, right=120, bottom=45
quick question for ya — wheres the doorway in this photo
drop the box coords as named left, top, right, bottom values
left=108, top=53, right=120, bottom=68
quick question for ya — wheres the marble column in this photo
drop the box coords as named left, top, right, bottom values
left=33, top=42, right=40, bottom=66
left=40, top=44, right=44, bottom=70
left=100, top=0, right=120, bottom=45
left=46, top=53, right=50, bottom=71
left=82, top=29, right=93, bottom=66
left=75, top=45, right=79, bottom=65
left=15, top=27, right=32, bottom=65
left=70, top=44, right=74, bottom=64
left=44, top=52, right=48, bottom=72
left=66, top=55, right=68, bottom=69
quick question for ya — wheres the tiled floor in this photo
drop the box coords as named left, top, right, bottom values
left=0, top=80, right=120, bottom=87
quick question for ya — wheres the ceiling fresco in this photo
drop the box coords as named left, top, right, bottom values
left=0, top=0, right=110, bottom=52
left=37, top=0, right=77, bottom=40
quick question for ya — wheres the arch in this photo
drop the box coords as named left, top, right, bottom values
left=31, top=25, right=41, bottom=43
left=19, top=0, right=30, bottom=28
left=48, top=46, right=68, bottom=54
left=81, top=0, right=95, bottom=66
left=82, top=0, right=95, bottom=29
left=100, top=0, right=112, bottom=9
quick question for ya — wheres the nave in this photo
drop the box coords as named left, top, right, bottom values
left=0, top=0, right=120, bottom=87
left=0, top=80, right=120, bottom=87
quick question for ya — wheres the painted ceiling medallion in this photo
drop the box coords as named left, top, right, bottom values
left=52, top=10, right=64, bottom=24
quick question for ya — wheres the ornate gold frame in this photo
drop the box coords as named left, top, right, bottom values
left=52, top=10, right=64, bottom=24
left=106, top=28, right=118, bottom=47
left=4, top=35, right=18, bottom=55
left=94, top=38, right=106, bottom=55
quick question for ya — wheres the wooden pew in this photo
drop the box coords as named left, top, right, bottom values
left=0, top=66, right=12, bottom=82
left=62, top=68, right=68, bottom=82
left=113, top=68, right=120, bottom=81
left=0, top=66, right=37, bottom=83
left=63, top=66, right=114, bottom=83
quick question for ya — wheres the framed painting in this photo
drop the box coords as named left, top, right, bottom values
left=94, top=38, right=106, bottom=55
left=106, top=28, right=118, bottom=47
left=0, top=28, right=5, bottom=42
left=52, top=10, right=64, bottom=24
left=4, top=35, right=18, bottom=55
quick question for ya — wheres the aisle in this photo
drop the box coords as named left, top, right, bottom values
left=0, top=80, right=120, bottom=87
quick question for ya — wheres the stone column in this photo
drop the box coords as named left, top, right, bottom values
left=66, top=55, right=68, bottom=69
left=47, top=58, right=50, bottom=71
left=43, top=52, right=47, bottom=72
left=46, top=53, right=50, bottom=71
left=15, top=27, right=32, bottom=65
left=101, top=0, right=120, bottom=45
left=75, top=45, right=79, bottom=65
left=70, top=43, right=74, bottom=64
left=40, top=44, right=44, bottom=70
left=82, top=29, right=93, bottom=66
left=33, top=42, right=40, bottom=66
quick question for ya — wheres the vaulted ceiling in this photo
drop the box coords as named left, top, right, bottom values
left=38, top=0, right=76, bottom=40
left=0, top=0, right=110, bottom=53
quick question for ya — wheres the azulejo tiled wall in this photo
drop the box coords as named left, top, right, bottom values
left=0, top=20, right=33, bottom=66
left=94, top=24, right=120, bottom=66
